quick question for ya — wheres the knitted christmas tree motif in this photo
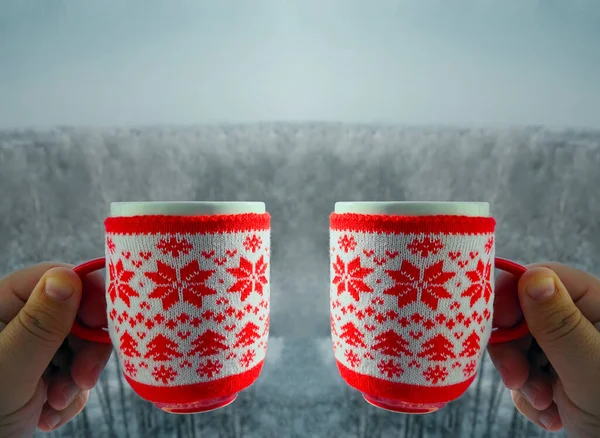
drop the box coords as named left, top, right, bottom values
left=330, top=214, right=496, bottom=390
left=119, top=331, right=141, bottom=357
left=144, top=334, right=184, bottom=361
left=233, top=322, right=262, bottom=348
left=104, top=215, right=270, bottom=389
left=188, top=329, right=229, bottom=356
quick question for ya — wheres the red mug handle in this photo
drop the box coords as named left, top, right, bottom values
left=70, top=257, right=112, bottom=344
left=488, top=257, right=530, bottom=344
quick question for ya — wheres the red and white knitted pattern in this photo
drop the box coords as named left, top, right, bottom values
left=330, top=213, right=495, bottom=404
left=104, top=213, right=270, bottom=405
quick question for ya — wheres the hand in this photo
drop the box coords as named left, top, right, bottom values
left=0, top=263, right=112, bottom=438
left=488, top=263, right=600, bottom=438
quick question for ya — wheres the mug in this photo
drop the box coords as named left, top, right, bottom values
left=329, top=202, right=529, bottom=414
left=70, top=202, right=271, bottom=413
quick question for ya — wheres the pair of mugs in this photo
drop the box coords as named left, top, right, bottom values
left=70, top=201, right=529, bottom=414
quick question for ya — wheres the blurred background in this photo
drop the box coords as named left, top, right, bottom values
left=1, top=1, right=599, bottom=437
left=1, top=0, right=600, bottom=128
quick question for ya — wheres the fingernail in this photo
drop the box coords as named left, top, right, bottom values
left=46, top=411, right=61, bottom=429
left=521, top=385, right=537, bottom=407
left=539, top=411, right=556, bottom=429
left=526, top=277, right=556, bottom=301
left=45, top=277, right=74, bottom=301
left=62, top=383, right=80, bottom=406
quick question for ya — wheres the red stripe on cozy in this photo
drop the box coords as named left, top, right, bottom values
left=330, top=213, right=495, bottom=235
left=124, top=360, right=264, bottom=404
left=105, top=213, right=270, bottom=235
left=336, top=360, right=475, bottom=404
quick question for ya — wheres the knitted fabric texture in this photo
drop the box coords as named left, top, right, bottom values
left=104, top=213, right=270, bottom=404
left=330, top=213, right=495, bottom=404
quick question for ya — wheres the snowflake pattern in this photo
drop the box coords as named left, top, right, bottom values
left=144, top=260, right=217, bottom=310
left=462, top=259, right=493, bottom=306
left=243, top=235, right=262, bottom=252
left=377, top=359, right=404, bottom=378
left=423, top=365, right=449, bottom=384
left=152, top=365, right=177, bottom=384
left=463, top=360, right=477, bottom=377
left=226, top=256, right=269, bottom=301
left=156, top=236, right=193, bottom=257
left=485, top=237, right=494, bottom=254
left=197, top=359, right=223, bottom=378
left=344, top=349, right=361, bottom=368
left=384, top=260, right=455, bottom=311
left=338, top=235, right=357, bottom=253
left=107, top=237, right=116, bottom=254
left=240, top=349, right=256, bottom=368
left=407, top=237, right=444, bottom=257
left=332, top=256, right=374, bottom=301
left=108, top=259, right=138, bottom=307
left=123, top=360, right=137, bottom=377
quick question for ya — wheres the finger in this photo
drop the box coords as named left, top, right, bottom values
left=494, top=262, right=600, bottom=328
left=535, top=262, right=600, bottom=324
left=519, top=366, right=554, bottom=411
left=0, top=263, right=105, bottom=327
left=511, top=391, right=563, bottom=432
left=487, top=336, right=531, bottom=389
left=0, top=268, right=82, bottom=393
left=0, top=262, right=72, bottom=324
left=518, top=267, right=600, bottom=392
left=68, top=270, right=112, bottom=389
left=68, top=336, right=113, bottom=390
left=38, top=390, right=89, bottom=432
left=46, top=370, right=82, bottom=411
left=2, top=379, right=48, bottom=437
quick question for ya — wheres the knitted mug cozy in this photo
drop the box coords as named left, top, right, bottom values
left=329, top=213, right=528, bottom=413
left=72, top=213, right=271, bottom=413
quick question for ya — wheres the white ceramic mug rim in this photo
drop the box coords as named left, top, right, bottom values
left=110, top=201, right=266, bottom=216
left=334, top=201, right=490, bottom=217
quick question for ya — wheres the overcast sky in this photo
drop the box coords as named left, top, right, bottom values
left=1, top=0, right=599, bottom=128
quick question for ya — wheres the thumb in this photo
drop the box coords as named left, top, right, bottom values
left=0, top=267, right=82, bottom=388
left=518, top=267, right=600, bottom=384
